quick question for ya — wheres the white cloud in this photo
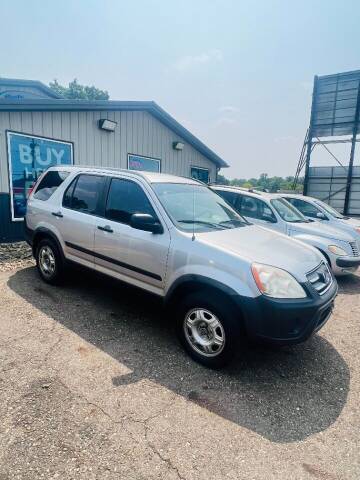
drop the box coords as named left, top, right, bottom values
left=219, top=105, right=240, bottom=114
left=215, top=105, right=241, bottom=128
left=172, top=49, right=223, bottom=72
left=215, top=117, right=240, bottom=127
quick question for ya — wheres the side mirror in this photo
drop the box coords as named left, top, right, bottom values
left=130, top=213, right=163, bottom=234
left=316, top=212, right=328, bottom=220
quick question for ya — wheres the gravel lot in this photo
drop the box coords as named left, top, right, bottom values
left=0, top=262, right=359, bottom=479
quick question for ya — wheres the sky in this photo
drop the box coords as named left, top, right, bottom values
left=1, top=0, right=360, bottom=179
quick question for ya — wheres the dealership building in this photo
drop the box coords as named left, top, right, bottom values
left=0, top=78, right=227, bottom=242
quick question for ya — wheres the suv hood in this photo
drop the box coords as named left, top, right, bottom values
left=288, top=220, right=355, bottom=242
left=196, top=224, right=322, bottom=276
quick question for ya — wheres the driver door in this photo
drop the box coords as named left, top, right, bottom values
left=94, top=177, right=170, bottom=293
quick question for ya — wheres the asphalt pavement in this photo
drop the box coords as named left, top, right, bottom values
left=0, top=265, right=359, bottom=479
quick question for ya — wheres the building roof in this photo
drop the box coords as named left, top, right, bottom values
left=0, top=84, right=228, bottom=168
left=0, top=77, right=62, bottom=99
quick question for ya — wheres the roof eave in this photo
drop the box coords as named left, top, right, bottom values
left=0, top=99, right=228, bottom=168
left=0, top=78, right=62, bottom=99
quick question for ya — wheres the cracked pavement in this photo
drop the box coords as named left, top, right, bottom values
left=0, top=266, right=359, bottom=479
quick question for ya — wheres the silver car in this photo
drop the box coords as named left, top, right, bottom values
left=212, top=185, right=360, bottom=276
left=25, top=166, right=337, bottom=368
left=281, top=193, right=360, bottom=242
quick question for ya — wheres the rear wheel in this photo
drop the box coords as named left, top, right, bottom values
left=36, top=238, right=65, bottom=285
left=176, top=291, right=242, bottom=368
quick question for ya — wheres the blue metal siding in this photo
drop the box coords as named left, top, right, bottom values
left=0, top=194, right=24, bottom=242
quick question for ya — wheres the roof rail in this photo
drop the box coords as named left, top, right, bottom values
left=210, top=184, right=263, bottom=195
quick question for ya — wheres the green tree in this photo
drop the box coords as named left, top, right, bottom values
left=49, top=79, right=109, bottom=100
left=216, top=174, right=230, bottom=185
left=216, top=174, right=304, bottom=192
left=230, top=178, right=247, bottom=186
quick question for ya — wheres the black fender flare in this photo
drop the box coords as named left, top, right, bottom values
left=164, top=274, right=241, bottom=307
left=32, top=227, right=65, bottom=262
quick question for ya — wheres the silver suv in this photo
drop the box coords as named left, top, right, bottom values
left=25, top=166, right=337, bottom=368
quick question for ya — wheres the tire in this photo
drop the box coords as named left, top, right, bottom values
left=175, top=290, right=242, bottom=368
left=36, top=238, right=65, bottom=285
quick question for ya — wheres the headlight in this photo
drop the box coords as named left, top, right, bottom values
left=251, top=263, right=307, bottom=299
left=328, top=245, right=347, bottom=256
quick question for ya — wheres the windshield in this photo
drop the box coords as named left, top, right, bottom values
left=314, top=199, right=344, bottom=219
left=152, top=183, right=248, bottom=232
left=270, top=198, right=308, bottom=223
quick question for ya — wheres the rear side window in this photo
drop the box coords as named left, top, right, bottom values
left=63, top=174, right=104, bottom=214
left=33, top=170, right=69, bottom=201
left=105, top=178, right=156, bottom=225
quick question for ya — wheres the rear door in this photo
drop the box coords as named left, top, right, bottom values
left=94, top=177, right=170, bottom=294
left=60, top=174, right=106, bottom=268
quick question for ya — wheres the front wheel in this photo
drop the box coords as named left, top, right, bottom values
left=176, top=291, right=242, bottom=368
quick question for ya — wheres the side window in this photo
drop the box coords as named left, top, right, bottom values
left=105, top=178, right=157, bottom=225
left=33, top=171, right=70, bottom=201
left=239, top=195, right=276, bottom=222
left=62, top=177, right=77, bottom=208
left=287, top=198, right=320, bottom=218
left=63, top=174, right=104, bottom=214
left=217, top=190, right=237, bottom=207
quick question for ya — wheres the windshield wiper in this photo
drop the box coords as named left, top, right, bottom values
left=178, top=220, right=227, bottom=230
left=219, top=219, right=248, bottom=227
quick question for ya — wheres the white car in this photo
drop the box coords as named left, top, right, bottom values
left=281, top=193, right=360, bottom=243
left=212, top=185, right=360, bottom=276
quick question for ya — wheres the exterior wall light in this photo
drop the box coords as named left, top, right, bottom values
left=173, top=141, right=184, bottom=151
left=98, top=119, right=117, bottom=132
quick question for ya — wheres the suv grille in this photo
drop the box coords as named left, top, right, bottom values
left=307, top=262, right=333, bottom=295
left=350, top=241, right=359, bottom=257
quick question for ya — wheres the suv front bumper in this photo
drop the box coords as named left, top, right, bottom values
left=237, top=278, right=338, bottom=345
left=336, top=256, right=360, bottom=269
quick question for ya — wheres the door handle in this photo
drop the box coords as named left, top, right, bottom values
left=52, top=211, right=63, bottom=218
left=97, top=225, right=113, bottom=233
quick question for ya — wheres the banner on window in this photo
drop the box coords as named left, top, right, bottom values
left=128, top=154, right=160, bottom=173
left=7, top=132, right=73, bottom=220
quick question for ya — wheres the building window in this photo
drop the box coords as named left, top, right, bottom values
left=128, top=154, right=160, bottom=173
left=191, top=166, right=210, bottom=184
left=7, top=131, right=73, bottom=221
